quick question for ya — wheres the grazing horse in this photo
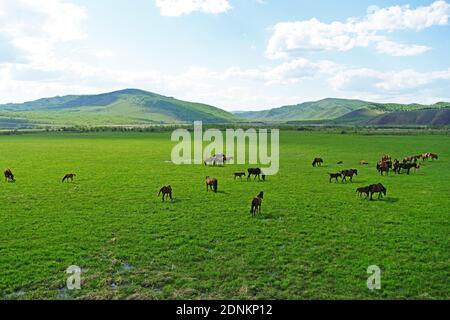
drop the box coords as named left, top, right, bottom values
left=368, top=183, right=387, bottom=200
left=356, top=186, right=370, bottom=198
left=341, top=169, right=358, bottom=182
left=158, top=185, right=173, bottom=202
left=398, top=163, right=419, bottom=175
left=4, top=169, right=15, bottom=182
left=328, top=173, right=342, bottom=183
left=247, top=168, right=263, bottom=181
left=250, top=192, right=264, bottom=217
left=233, top=172, right=246, bottom=180
left=206, top=176, right=218, bottom=193
left=377, top=161, right=390, bottom=176
left=312, top=158, right=323, bottom=167
left=62, top=173, right=76, bottom=183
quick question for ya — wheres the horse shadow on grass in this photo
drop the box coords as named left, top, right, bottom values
left=380, top=197, right=399, bottom=204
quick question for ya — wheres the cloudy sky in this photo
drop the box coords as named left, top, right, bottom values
left=0, top=0, right=450, bottom=110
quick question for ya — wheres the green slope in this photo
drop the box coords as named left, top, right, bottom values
left=236, top=98, right=450, bottom=122
left=368, top=108, right=450, bottom=126
left=0, top=89, right=239, bottom=127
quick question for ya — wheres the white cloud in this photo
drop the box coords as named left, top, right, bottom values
left=266, top=1, right=450, bottom=58
left=154, top=0, right=232, bottom=17
left=0, top=0, right=87, bottom=63
left=374, top=38, right=431, bottom=56
left=329, top=67, right=450, bottom=93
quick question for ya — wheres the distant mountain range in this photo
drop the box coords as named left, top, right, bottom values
left=0, top=89, right=449, bottom=128
left=236, top=98, right=450, bottom=124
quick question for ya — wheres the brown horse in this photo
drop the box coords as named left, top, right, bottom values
left=356, top=186, right=370, bottom=198
left=62, top=173, right=76, bottom=183
left=328, top=173, right=342, bottom=183
left=158, top=185, right=173, bottom=202
left=206, top=176, right=218, bottom=193
left=250, top=192, right=264, bottom=217
left=377, top=161, right=390, bottom=176
left=233, top=172, right=246, bottom=180
left=4, top=169, right=15, bottom=182
left=430, top=153, right=438, bottom=160
left=312, top=158, right=323, bottom=167
left=368, top=183, right=387, bottom=200
left=341, top=169, right=358, bottom=182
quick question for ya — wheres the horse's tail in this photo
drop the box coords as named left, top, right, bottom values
left=213, top=180, right=218, bottom=193
left=62, top=176, right=66, bottom=183
left=158, top=189, right=162, bottom=196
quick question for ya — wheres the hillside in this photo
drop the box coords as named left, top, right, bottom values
left=368, top=108, right=450, bottom=126
left=0, top=89, right=239, bottom=127
left=237, top=98, right=450, bottom=122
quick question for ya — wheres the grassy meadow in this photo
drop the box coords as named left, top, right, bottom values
left=0, top=131, right=449, bottom=299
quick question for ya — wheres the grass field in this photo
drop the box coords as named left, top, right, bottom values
left=0, top=131, right=449, bottom=300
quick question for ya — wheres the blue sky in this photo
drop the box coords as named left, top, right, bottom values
left=0, top=0, right=449, bottom=110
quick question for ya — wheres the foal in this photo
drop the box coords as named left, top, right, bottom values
left=328, top=173, right=342, bottom=183
left=250, top=192, right=264, bottom=217
left=234, top=172, right=246, bottom=180
left=158, top=185, right=173, bottom=202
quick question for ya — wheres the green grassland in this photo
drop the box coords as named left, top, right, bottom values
left=0, top=131, right=449, bottom=299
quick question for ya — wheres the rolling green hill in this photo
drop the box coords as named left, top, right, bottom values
left=368, top=108, right=450, bottom=126
left=0, top=89, right=239, bottom=127
left=236, top=98, right=450, bottom=122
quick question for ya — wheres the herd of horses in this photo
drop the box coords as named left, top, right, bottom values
left=158, top=165, right=266, bottom=216
left=317, top=151, right=439, bottom=201
left=3, top=150, right=439, bottom=215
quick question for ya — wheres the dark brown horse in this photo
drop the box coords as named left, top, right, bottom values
left=341, top=169, right=358, bottom=182
left=247, top=168, right=263, bottom=181
left=158, top=185, right=173, bottom=202
left=398, top=163, right=419, bottom=175
left=62, top=173, right=76, bottom=183
left=206, top=176, right=218, bottom=193
left=4, top=169, right=15, bottom=182
left=250, top=192, right=264, bottom=217
left=368, top=183, right=387, bottom=200
left=312, top=158, right=323, bottom=167
left=328, top=172, right=342, bottom=183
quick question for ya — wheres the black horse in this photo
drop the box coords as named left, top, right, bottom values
left=312, top=158, right=323, bottom=167
left=368, top=183, right=387, bottom=200
left=247, top=168, right=264, bottom=181
left=398, top=163, right=419, bottom=175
